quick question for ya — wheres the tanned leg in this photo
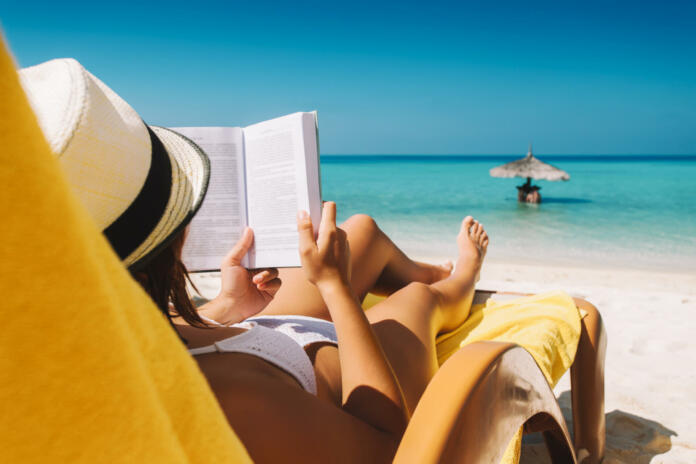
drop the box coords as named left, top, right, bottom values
left=361, top=217, right=488, bottom=412
left=212, top=217, right=487, bottom=463
left=570, top=298, right=607, bottom=464
left=259, top=214, right=452, bottom=320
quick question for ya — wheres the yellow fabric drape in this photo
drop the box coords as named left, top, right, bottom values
left=435, top=290, right=581, bottom=386
left=0, top=37, right=251, bottom=463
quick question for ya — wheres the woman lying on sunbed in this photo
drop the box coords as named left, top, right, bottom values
left=20, top=57, right=491, bottom=462
left=180, top=204, right=487, bottom=462
left=19, top=58, right=604, bottom=463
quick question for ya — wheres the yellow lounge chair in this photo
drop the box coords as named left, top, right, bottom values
left=394, top=290, right=606, bottom=463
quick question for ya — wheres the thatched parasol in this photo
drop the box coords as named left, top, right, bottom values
left=489, top=145, right=569, bottom=203
left=489, top=144, right=570, bottom=182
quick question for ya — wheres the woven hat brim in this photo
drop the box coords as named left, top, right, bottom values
left=124, top=126, right=210, bottom=271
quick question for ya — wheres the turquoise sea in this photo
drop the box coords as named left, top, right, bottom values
left=320, top=155, right=696, bottom=273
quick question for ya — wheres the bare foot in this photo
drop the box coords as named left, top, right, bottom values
left=431, top=216, right=489, bottom=332
left=414, top=260, right=454, bottom=283
left=372, top=258, right=453, bottom=297
left=456, top=216, right=488, bottom=281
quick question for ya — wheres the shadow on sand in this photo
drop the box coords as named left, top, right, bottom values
left=520, top=391, right=677, bottom=463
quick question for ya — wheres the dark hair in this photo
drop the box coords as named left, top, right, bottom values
left=131, top=230, right=207, bottom=329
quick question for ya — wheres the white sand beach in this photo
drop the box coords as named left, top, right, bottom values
left=191, top=261, right=696, bottom=463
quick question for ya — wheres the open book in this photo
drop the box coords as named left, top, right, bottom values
left=173, top=112, right=322, bottom=271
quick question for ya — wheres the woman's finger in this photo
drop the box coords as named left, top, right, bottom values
left=336, top=228, right=348, bottom=252
left=257, top=277, right=282, bottom=296
left=222, top=227, right=254, bottom=267
left=251, top=270, right=268, bottom=284
left=320, top=201, right=336, bottom=232
left=318, top=201, right=337, bottom=249
left=252, top=268, right=279, bottom=284
left=297, top=210, right=317, bottom=257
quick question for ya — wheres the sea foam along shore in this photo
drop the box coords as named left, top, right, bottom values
left=190, top=263, right=696, bottom=463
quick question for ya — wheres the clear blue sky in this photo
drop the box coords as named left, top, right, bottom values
left=2, top=0, right=695, bottom=154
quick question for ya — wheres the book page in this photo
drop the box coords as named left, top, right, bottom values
left=243, top=112, right=321, bottom=268
left=172, top=127, right=247, bottom=272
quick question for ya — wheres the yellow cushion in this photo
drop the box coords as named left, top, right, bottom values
left=0, top=37, right=251, bottom=463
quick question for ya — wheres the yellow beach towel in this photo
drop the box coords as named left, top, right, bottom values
left=0, top=37, right=251, bottom=463
left=435, top=290, right=582, bottom=386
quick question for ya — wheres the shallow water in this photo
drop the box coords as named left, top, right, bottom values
left=321, top=155, right=696, bottom=272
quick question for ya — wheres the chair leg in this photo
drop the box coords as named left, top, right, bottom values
left=570, top=298, right=607, bottom=463
left=543, top=427, right=577, bottom=464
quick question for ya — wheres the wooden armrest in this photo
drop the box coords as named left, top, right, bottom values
left=473, top=289, right=607, bottom=463
left=473, top=289, right=531, bottom=304
left=394, top=341, right=577, bottom=464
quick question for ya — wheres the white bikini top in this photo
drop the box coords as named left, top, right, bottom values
left=189, top=315, right=338, bottom=396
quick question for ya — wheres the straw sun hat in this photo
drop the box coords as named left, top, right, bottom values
left=19, top=58, right=209, bottom=270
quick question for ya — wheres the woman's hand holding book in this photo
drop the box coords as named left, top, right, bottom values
left=199, top=227, right=281, bottom=325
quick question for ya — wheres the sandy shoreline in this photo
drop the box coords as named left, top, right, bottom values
left=191, top=262, right=696, bottom=463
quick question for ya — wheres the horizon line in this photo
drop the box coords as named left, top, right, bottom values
left=320, top=153, right=696, bottom=157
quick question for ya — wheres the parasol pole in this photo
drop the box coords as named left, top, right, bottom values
left=526, top=143, right=533, bottom=188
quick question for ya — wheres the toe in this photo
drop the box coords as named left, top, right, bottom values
left=461, top=216, right=474, bottom=234
left=473, top=221, right=482, bottom=239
